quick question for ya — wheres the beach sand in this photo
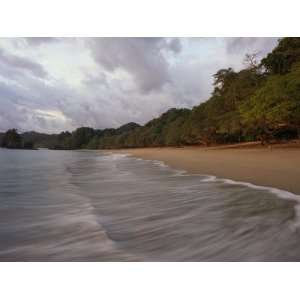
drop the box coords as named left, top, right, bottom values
left=112, top=144, right=300, bottom=195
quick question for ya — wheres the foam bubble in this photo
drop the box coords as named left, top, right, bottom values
left=201, top=175, right=218, bottom=182
left=172, top=169, right=188, bottom=176
left=152, top=160, right=168, bottom=168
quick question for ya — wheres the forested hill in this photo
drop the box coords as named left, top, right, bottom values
left=2, top=37, right=300, bottom=150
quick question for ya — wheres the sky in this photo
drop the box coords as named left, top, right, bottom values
left=0, top=37, right=278, bottom=133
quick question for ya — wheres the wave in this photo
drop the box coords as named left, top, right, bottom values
left=199, top=176, right=300, bottom=202
left=144, top=156, right=300, bottom=230
left=146, top=156, right=300, bottom=202
left=106, top=152, right=300, bottom=201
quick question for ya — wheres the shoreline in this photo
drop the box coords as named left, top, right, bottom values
left=110, top=144, right=300, bottom=195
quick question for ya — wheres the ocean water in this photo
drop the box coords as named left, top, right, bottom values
left=1, top=148, right=300, bottom=261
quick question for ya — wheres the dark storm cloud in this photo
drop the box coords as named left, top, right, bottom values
left=0, top=48, right=48, bottom=78
left=168, top=38, right=182, bottom=53
left=87, top=38, right=182, bottom=93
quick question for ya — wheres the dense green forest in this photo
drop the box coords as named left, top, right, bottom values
left=1, top=37, right=300, bottom=150
left=0, top=129, right=35, bottom=149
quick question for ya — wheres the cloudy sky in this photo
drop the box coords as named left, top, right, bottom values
left=0, top=37, right=278, bottom=133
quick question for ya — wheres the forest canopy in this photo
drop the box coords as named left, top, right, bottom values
left=0, top=129, right=35, bottom=149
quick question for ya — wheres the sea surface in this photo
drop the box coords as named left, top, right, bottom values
left=1, top=148, right=300, bottom=261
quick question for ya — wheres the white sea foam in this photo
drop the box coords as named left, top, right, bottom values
left=199, top=174, right=300, bottom=230
left=140, top=157, right=187, bottom=176
left=200, top=175, right=217, bottom=182
left=104, top=153, right=130, bottom=160
left=223, top=179, right=300, bottom=201
left=221, top=178, right=300, bottom=230
left=152, top=160, right=168, bottom=168
left=199, top=175, right=300, bottom=202
left=172, top=169, right=188, bottom=176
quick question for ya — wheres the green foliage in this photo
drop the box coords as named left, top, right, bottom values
left=1, top=129, right=23, bottom=149
left=240, top=62, right=300, bottom=142
left=22, top=131, right=57, bottom=149
left=71, top=127, right=95, bottom=149
left=261, top=38, right=300, bottom=74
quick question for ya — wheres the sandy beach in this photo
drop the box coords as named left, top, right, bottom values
left=112, top=144, right=300, bottom=195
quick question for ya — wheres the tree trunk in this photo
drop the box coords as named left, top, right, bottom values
left=297, top=126, right=300, bottom=143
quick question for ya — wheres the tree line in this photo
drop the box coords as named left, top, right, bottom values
left=1, top=37, right=300, bottom=150
left=0, top=129, right=35, bottom=149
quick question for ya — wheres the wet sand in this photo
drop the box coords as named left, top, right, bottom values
left=112, top=145, right=300, bottom=195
